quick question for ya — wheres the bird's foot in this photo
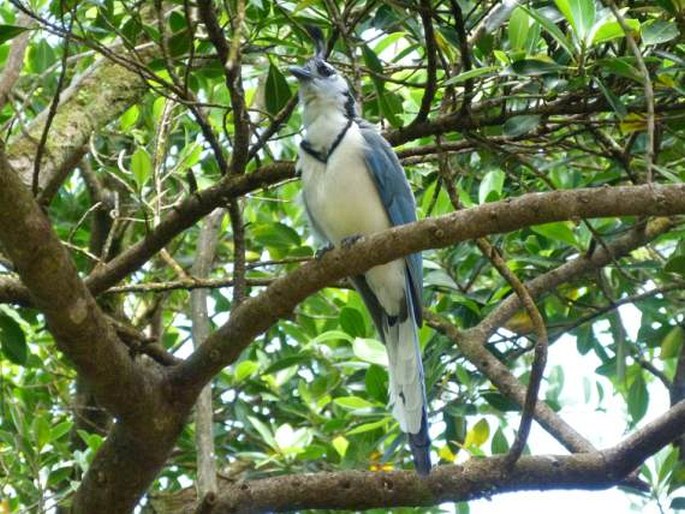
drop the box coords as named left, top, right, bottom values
left=315, top=242, right=335, bottom=260
left=341, top=234, right=363, bottom=249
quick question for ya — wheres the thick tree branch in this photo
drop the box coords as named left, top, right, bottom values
left=0, top=145, right=155, bottom=419
left=7, top=56, right=147, bottom=204
left=201, top=401, right=685, bottom=513
left=0, top=143, right=180, bottom=514
left=171, top=183, right=685, bottom=396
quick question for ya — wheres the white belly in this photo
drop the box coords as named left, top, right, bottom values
left=300, top=126, right=406, bottom=315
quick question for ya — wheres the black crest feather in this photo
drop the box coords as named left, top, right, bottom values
left=305, top=25, right=326, bottom=58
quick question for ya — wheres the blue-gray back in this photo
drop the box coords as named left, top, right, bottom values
left=358, top=122, right=423, bottom=325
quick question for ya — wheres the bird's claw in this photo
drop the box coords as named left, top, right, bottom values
left=315, top=243, right=335, bottom=260
left=341, top=234, right=363, bottom=249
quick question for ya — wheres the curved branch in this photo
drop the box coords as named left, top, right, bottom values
left=7, top=56, right=147, bottom=204
left=0, top=145, right=157, bottom=421
left=203, top=401, right=685, bottom=513
left=171, top=183, right=685, bottom=396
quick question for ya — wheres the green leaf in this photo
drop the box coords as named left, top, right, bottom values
left=590, top=19, right=640, bottom=46
left=511, top=59, right=567, bottom=76
left=482, top=391, right=520, bottom=412
left=33, top=415, right=51, bottom=451
left=596, top=58, right=642, bottom=82
left=627, top=375, right=648, bottom=422
left=555, top=0, right=595, bottom=44
left=642, top=20, right=680, bottom=45
left=252, top=222, right=301, bottom=250
left=0, top=314, right=27, bottom=365
left=49, top=420, right=73, bottom=442
left=594, top=78, right=627, bottom=118
left=444, top=66, right=498, bottom=85
left=532, top=221, right=578, bottom=247
left=0, top=24, right=30, bottom=45
left=661, top=326, right=685, bottom=360
left=332, top=435, right=349, bottom=457
left=365, top=364, right=388, bottom=403
left=508, top=7, right=529, bottom=50
left=247, top=416, right=276, bottom=448
left=119, top=105, right=140, bottom=131
left=77, top=430, right=104, bottom=452
left=234, top=360, right=259, bottom=382
left=308, top=330, right=353, bottom=345
left=131, top=147, right=152, bottom=187
left=346, top=418, right=388, bottom=435
left=362, top=45, right=402, bottom=127
left=333, top=396, right=375, bottom=410
left=478, top=169, right=505, bottom=204
left=177, top=142, right=203, bottom=170
left=665, top=255, right=685, bottom=276
left=491, top=426, right=509, bottom=454
left=464, top=418, right=490, bottom=448
left=265, top=62, right=292, bottom=115
left=522, top=6, right=575, bottom=57
left=503, top=114, right=541, bottom=137
left=340, top=307, right=366, bottom=338
left=168, top=30, right=192, bottom=57
left=262, top=354, right=308, bottom=375
left=352, top=337, right=388, bottom=366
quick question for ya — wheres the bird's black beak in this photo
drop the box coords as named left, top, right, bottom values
left=289, top=66, right=313, bottom=81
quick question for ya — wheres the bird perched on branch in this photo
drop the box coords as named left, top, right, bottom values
left=289, top=26, right=431, bottom=475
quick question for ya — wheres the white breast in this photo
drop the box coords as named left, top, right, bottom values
left=301, top=125, right=390, bottom=243
left=300, top=124, right=406, bottom=316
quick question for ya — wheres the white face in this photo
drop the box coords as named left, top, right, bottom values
left=290, top=58, right=357, bottom=119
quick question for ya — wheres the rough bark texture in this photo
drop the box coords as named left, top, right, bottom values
left=6, top=57, right=146, bottom=203
left=1, top=7, right=684, bottom=510
left=180, top=400, right=685, bottom=513
left=174, top=183, right=685, bottom=394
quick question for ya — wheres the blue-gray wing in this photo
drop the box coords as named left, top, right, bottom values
left=358, top=123, right=423, bottom=325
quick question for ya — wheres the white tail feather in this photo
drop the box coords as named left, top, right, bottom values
left=384, top=315, right=424, bottom=434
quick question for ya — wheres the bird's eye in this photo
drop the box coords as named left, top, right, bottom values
left=317, top=62, right=335, bottom=77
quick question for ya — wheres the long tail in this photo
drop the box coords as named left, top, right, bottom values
left=383, top=305, right=431, bottom=475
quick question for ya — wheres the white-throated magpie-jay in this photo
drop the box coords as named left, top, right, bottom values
left=289, top=28, right=431, bottom=475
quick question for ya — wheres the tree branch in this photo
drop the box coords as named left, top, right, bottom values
left=426, top=311, right=594, bottom=454
left=0, top=13, right=32, bottom=110
left=170, top=183, right=685, bottom=397
left=7, top=55, right=147, bottom=204
left=477, top=217, right=674, bottom=338
left=201, top=401, right=685, bottom=513
left=191, top=209, right=224, bottom=496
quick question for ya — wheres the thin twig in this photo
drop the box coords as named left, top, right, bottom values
left=604, top=0, right=656, bottom=182
left=440, top=163, right=548, bottom=465
left=197, top=0, right=250, bottom=174
left=227, top=200, right=246, bottom=305
left=32, top=6, right=73, bottom=196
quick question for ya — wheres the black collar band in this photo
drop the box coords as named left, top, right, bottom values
left=301, top=118, right=354, bottom=164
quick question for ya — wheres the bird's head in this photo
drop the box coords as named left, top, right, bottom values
left=288, top=26, right=357, bottom=120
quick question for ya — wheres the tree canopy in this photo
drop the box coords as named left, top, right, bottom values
left=0, top=0, right=684, bottom=512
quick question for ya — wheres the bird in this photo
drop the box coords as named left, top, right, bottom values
left=289, top=27, right=431, bottom=475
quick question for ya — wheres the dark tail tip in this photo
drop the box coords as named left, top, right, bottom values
left=408, top=409, right=432, bottom=476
